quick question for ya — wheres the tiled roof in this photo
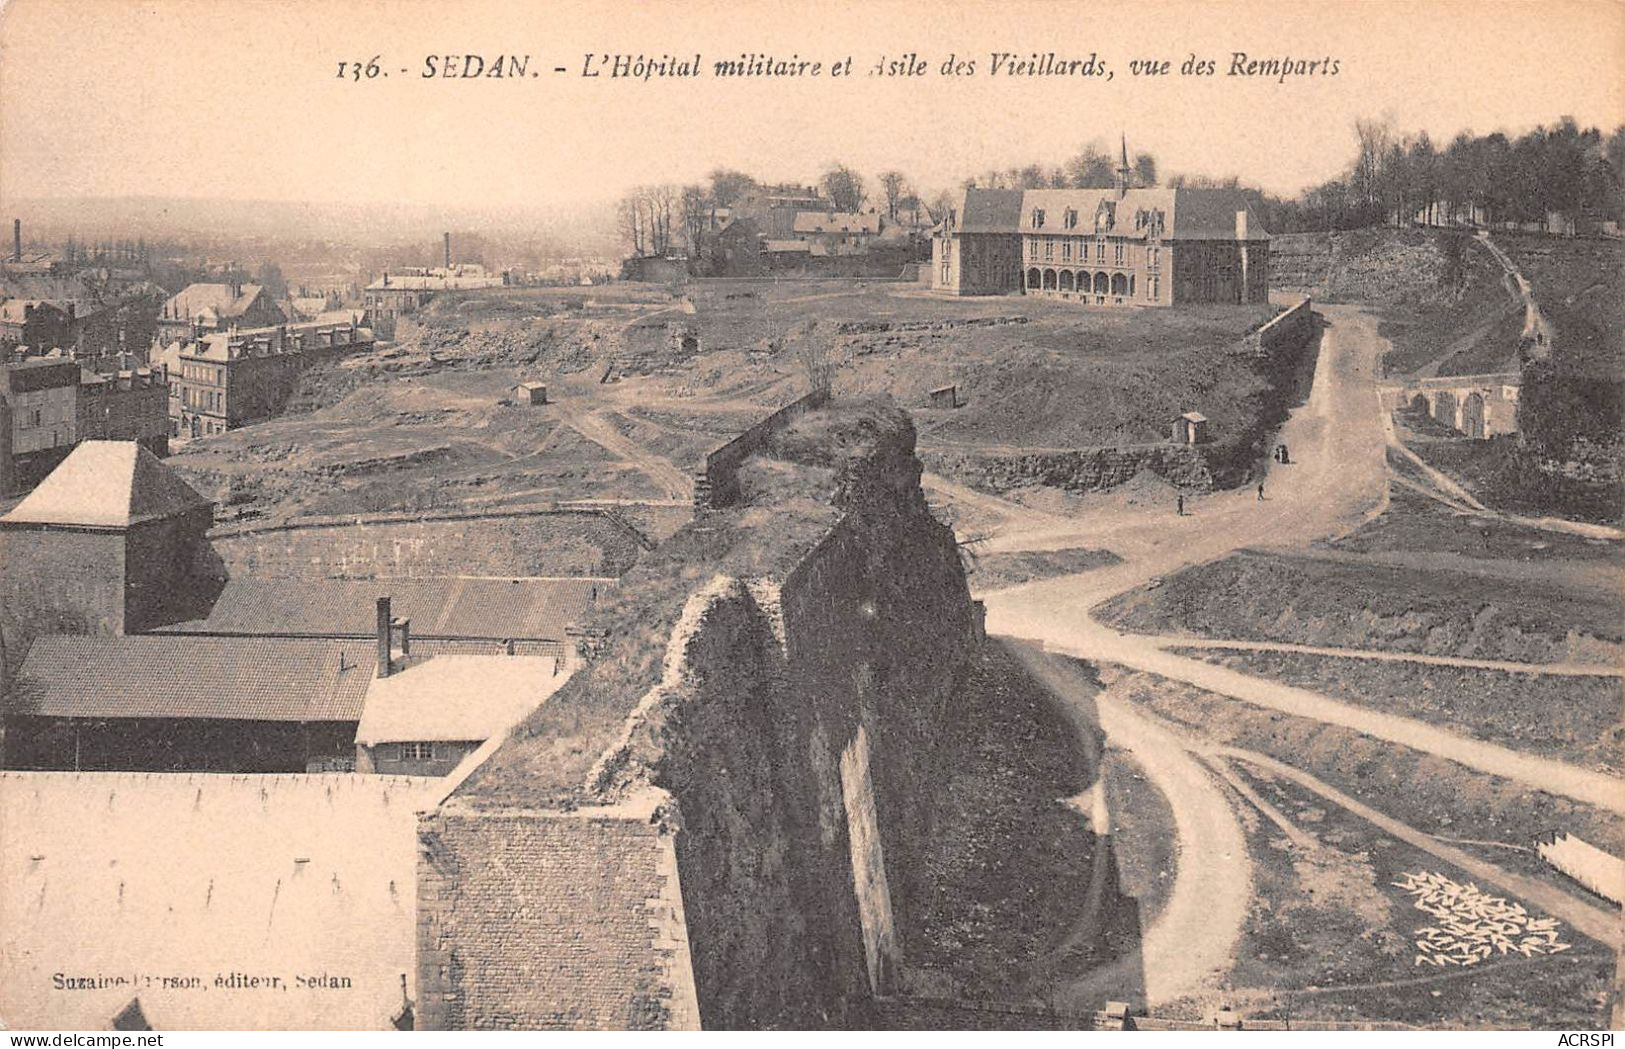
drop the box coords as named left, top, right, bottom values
left=1, top=441, right=212, bottom=529
left=12, top=635, right=374, bottom=722
left=792, top=211, right=882, bottom=235
left=157, top=577, right=606, bottom=641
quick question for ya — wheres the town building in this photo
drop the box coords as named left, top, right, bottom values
left=4, top=633, right=372, bottom=772
left=170, top=318, right=373, bottom=438
left=932, top=147, right=1271, bottom=306
left=0, top=357, right=80, bottom=486
left=791, top=210, right=884, bottom=255
left=1, top=357, right=172, bottom=492
left=356, top=650, right=570, bottom=776
left=362, top=266, right=505, bottom=339
left=155, top=282, right=286, bottom=344
left=77, top=367, right=169, bottom=455
left=0, top=440, right=219, bottom=643
left=0, top=299, right=74, bottom=357
left=929, top=187, right=1027, bottom=295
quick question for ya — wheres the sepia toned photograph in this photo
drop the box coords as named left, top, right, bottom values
left=0, top=0, right=1620, bottom=1034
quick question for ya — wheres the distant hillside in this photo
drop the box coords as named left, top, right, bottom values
left=0, top=195, right=621, bottom=257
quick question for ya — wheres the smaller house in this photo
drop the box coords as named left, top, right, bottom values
left=1173, top=411, right=1209, bottom=446
left=512, top=381, right=548, bottom=405
left=926, top=384, right=961, bottom=409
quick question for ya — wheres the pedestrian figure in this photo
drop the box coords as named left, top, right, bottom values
left=1480, top=526, right=1491, bottom=552
left=1257, top=482, right=1265, bottom=501
left=1280, top=443, right=1290, bottom=464
left=1177, top=494, right=1185, bottom=516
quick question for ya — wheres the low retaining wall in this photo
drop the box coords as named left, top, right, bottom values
left=921, top=443, right=1213, bottom=495
left=921, top=297, right=1318, bottom=496
left=1245, top=296, right=1314, bottom=354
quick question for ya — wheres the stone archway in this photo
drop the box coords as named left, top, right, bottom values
left=1042, top=269, right=1058, bottom=290
left=1027, top=267, right=1042, bottom=290
left=1462, top=392, right=1487, bottom=439
left=1111, top=272, right=1130, bottom=296
left=1410, top=393, right=1430, bottom=414
left=1432, top=390, right=1459, bottom=430
left=1059, top=270, right=1075, bottom=292
left=1093, top=272, right=1110, bottom=294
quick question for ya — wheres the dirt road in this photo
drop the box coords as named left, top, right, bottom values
left=1008, top=645, right=1252, bottom=1009
left=978, top=302, right=1624, bottom=1002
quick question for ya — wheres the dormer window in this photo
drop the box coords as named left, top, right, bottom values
left=1031, top=208, right=1046, bottom=229
left=1064, top=209, right=1078, bottom=229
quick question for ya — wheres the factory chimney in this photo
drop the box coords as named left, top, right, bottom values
left=443, top=231, right=451, bottom=271
left=12, top=218, right=20, bottom=263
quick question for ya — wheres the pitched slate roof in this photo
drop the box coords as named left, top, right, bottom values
left=1016, top=187, right=1269, bottom=241
left=0, top=441, right=212, bottom=529
left=947, top=187, right=1026, bottom=234
left=156, top=577, right=605, bottom=641
left=162, top=282, right=266, bottom=323
left=12, top=635, right=373, bottom=721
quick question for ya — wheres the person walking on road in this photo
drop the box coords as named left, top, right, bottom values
left=1257, top=482, right=1265, bottom=501
left=1177, top=494, right=1185, bottom=516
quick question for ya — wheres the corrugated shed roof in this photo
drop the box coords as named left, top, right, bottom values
left=1, top=441, right=212, bottom=528
left=156, top=577, right=605, bottom=641
left=12, top=635, right=373, bottom=721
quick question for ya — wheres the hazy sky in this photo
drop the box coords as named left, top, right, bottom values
left=1, top=0, right=1621, bottom=210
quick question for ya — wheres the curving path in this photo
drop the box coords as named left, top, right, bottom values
left=1008, top=645, right=1252, bottom=1009
left=978, top=302, right=1624, bottom=1003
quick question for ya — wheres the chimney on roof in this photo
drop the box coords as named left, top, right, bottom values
left=376, top=596, right=393, bottom=677
left=443, top=232, right=452, bottom=270
left=12, top=219, right=20, bottom=263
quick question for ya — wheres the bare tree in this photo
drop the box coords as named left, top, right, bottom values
left=792, top=321, right=835, bottom=398
left=821, top=164, right=867, bottom=212
left=879, top=170, right=908, bottom=219
left=617, top=192, right=647, bottom=256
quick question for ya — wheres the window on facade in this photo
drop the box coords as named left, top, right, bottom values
left=1115, top=242, right=1125, bottom=265
left=1149, top=246, right=1160, bottom=269
left=1061, top=241, right=1072, bottom=261
left=402, top=742, right=433, bottom=761
left=1096, top=240, right=1106, bottom=261
left=1028, top=239, right=1038, bottom=260
left=1031, top=209, right=1045, bottom=229
left=1149, top=275, right=1160, bottom=300
left=1043, top=238, right=1054, bottom=260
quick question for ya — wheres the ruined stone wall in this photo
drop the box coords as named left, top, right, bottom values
left=417, top=407, right=1098, bottom=1030
left=696, top=389, right=829, bottom=509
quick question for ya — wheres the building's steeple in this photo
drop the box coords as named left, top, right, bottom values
left=1115, top=133, right=1133, bottom=198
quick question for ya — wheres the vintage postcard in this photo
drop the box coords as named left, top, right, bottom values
left=0, top=0, right=1620, bottom=1035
